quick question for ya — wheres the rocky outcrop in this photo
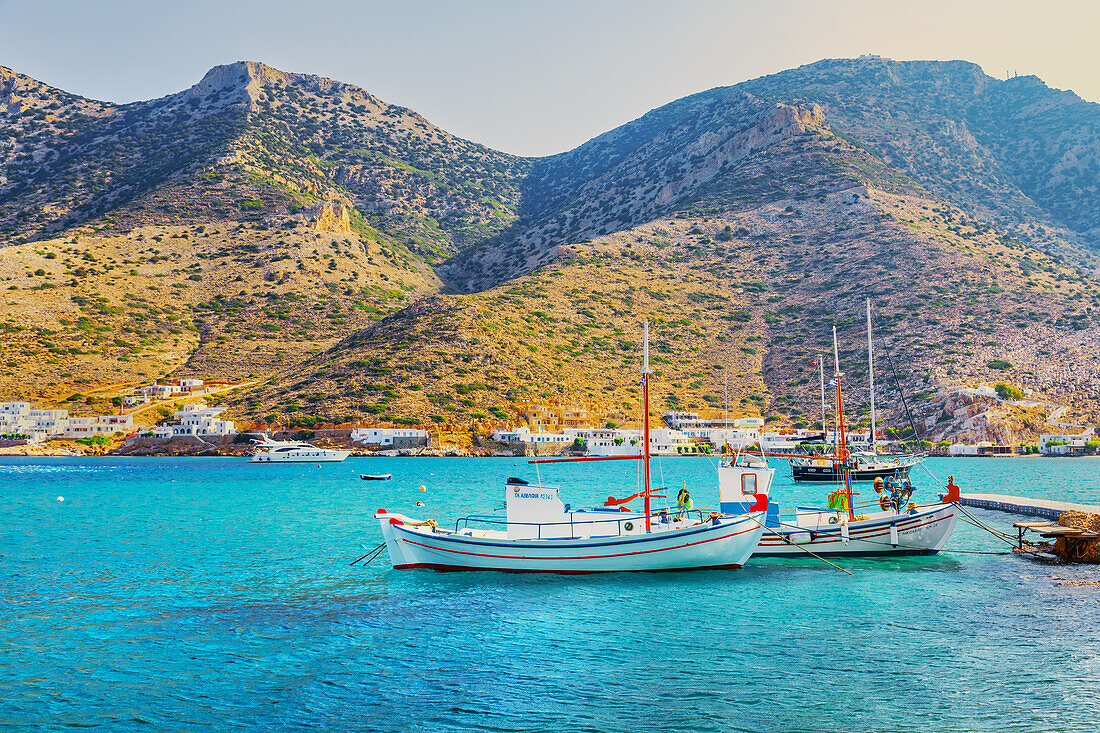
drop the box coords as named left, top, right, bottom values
left=312, top=201, right=352, bottom=233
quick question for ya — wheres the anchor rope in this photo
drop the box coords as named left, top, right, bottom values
left=350, top=542, right=387, bottom=566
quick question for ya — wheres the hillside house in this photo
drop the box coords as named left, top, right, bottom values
left=152, top=406, right=236, bottom=438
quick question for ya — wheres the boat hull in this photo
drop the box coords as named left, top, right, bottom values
left=791, top=463, right=914, bottom=482
left=752, top=504, right=956, bottom=557
left=376, top=512, right=766, bottom=573
left=249, top=451, right=350, bottom=463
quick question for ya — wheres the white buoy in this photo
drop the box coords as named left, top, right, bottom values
left=57, top=496, right=64, bottom=502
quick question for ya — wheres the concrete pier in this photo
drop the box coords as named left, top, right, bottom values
left=960, top=492, right=1100, bottom=520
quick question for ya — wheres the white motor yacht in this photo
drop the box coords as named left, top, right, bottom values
left=249, top=436, right=350, bottom=463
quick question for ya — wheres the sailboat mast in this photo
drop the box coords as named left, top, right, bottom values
left=642, top=321, right=652, bottom=531
left=833, top=327, right=855, bottom=521
left=867, top=299, right=877, bottom=455
left=818, top=354, right=826, bottom=440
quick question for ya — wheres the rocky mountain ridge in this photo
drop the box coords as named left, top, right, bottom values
left=2, top=57, right=1099, bottom=441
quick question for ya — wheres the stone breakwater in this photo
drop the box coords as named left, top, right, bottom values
left=1053, top=511, right=1100, bottom=563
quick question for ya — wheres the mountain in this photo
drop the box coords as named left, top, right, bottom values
left=2, top=58, right=1099, bottom=440
left=1, top=62, right=527, bottom=259
left=442, top=57, right=1100, bottom=291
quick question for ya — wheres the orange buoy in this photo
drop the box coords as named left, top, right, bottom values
left=418, top=485, right=426, bottom=492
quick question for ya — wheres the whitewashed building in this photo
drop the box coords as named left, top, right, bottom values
left=568, top=427, right=700, bottom=456
left=61, top=414, right=134, bottom=437
left=680, top=427, right=760, bottom=450
left=153, top=405, right=236, bottom=438
left=492, top=426, right=571, bottom=444
left=1039, top=432, right=1091, bottom=455
left=143, top=384, right=183, bottom=398
left=1, top=402, right=134, bottom=440
left=351, top=427, right=429, bottom=449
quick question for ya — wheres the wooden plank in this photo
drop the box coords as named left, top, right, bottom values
left=1039, top=527, right=1084, bottom=537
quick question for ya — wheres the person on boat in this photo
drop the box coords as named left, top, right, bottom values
left=677, top=488, right=693, bottom=519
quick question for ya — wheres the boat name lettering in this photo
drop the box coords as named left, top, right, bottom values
left=515, top=492, right=556, bottom=500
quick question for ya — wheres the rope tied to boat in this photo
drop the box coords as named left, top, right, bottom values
left=745, top=514, right=853, bottom=575
left=350, top=542, right=387, bottom=566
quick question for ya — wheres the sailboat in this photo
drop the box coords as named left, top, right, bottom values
left=373, top=323, right=767, bottom=572
left=752, top=324, right=957, bottom=557
left=790, top=299, right=923, bottom=482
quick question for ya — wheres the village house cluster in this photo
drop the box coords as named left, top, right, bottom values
left=0, top=402, right=134, bottom=441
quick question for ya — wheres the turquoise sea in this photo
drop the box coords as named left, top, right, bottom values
left=3, top=455, right=1100, bottom=732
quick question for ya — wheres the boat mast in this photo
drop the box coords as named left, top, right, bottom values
left=818, top=353, right=826, bottom=442
left=867, top=298, right=877, bottom=455
left=642, top=321, right=653, bottom=531
left=833, top=327, right=855, bottom=521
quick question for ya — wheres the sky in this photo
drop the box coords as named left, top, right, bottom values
left=1, top=0, right=1097, bottom=156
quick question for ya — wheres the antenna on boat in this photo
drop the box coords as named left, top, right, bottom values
left=642, top=321, right=653, bottom=531
left=867, top=298, right=877, bottom=456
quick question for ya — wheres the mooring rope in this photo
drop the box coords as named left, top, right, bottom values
left=953, top=504, right=1023, bottom=546
left=745, top=514, right=853, bottom=575
left=350, top=542, right=387, bottom=566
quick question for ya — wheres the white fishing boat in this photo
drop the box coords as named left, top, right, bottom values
left=749, top=324, right=957, bottom=558
left=373, top=323, right=767, bottom=573
left=249, top=436, right=350, bottom=463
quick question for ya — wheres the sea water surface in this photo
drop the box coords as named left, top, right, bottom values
left=3, top=455, right=1100, bottom=732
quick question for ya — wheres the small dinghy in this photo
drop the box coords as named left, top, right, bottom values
left=361, top=473, right=393, bottom=481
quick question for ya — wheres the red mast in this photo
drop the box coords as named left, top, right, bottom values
left=642, top=321, right=653, bottom=531
left=833, top=327, right=855, bottom=522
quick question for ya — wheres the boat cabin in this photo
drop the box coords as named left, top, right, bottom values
left=717, top=458, right=778, bottom=526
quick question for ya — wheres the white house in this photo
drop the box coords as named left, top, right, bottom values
left=567, top=427, right=700, bottom=456
left=142, top=384, right=183, bottom=398
left=0, top=402, right=32, bottom=436
left=29, top=409, right=70, bottom=436
left=492, top=426, right=571, bottom=444
left=153, top=405, right=236, bottom=438
left=1039, top=432, right=1090, bottom=455
left=678, top=426, right=759, bottom=450
left=1, top=402, right=134, bottom=441
left=59, top=414, right=134, bottom=438
left=351, top=427, right=429, bottom=449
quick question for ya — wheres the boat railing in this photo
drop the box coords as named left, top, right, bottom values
left=454, top=509, right=715, bottom=539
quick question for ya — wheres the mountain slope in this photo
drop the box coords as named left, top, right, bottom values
left=441, top=57, right=1100, bottom=293
left=1, top=62, right=528, bottom=259
left=740, top=57, right=1100, bottom=242
left=2, top=57, right=1099, bottom=440
left=233, top=185, right=1100, bottom=441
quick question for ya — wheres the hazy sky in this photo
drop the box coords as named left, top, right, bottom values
left=1, top=0, right=1096, bottom=156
